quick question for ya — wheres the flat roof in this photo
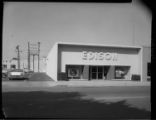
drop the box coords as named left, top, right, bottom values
left=56, top=42, right=142, bottom=49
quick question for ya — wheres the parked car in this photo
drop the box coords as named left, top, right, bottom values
left=8, top=69, right=26, bottom=80
left=2, top=69, right=8, bottom=78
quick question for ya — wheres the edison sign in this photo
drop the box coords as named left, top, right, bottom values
left=82, top=51, right=118, bottom=61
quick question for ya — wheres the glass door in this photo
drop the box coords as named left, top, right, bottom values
left=91, top=66, right=97, bottom=79
left=98, top=66, right=103, bottom=79
left=90, top=66, right=103, bottom=80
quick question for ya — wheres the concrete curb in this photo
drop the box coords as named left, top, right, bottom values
left=53, top=81, right=151, bottom=87
left=2, top=81, right=151, bottom=87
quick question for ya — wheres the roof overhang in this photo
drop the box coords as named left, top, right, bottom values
left=56, top=42, right=142, bottom=49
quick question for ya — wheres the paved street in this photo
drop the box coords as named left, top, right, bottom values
left=2, top=81, right=150, bottom=119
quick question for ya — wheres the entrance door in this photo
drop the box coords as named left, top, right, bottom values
left=98, top=66, right=103, bottom=79
left=91, top=66, right=97, bottom=79
left=90, top=66, right=103, bottom=80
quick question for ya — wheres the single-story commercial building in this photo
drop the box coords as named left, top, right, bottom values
left=46, top=42, right=150, bottom=82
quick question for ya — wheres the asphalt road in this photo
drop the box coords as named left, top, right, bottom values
left=2, top=81, right=150, bottom=119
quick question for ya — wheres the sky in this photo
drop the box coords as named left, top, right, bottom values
left=2, top=1, right=151, bottom=61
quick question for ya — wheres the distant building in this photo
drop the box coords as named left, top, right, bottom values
left=2, top=58, right=46, bottom=72
left=2, top=59, right=17, bottom=70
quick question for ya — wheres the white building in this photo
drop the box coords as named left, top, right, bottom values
left=2, top=59, right=17, bottom=70
left=46, top=1, right=151, bottom=81
left=46, top=42, right=150, bottom=81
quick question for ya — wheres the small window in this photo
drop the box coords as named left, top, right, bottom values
left=147, top=63, right=151, bottom=76
left=2, top=64, right=7, bottom=69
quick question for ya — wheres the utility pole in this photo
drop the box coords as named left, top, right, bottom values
left=38, top=42, right=40, bottom=72
left=16, top=45, right=20, bottom=69
left=28, top=42, right=30, bottom=71
left=33, top=54, right=35, bottom=72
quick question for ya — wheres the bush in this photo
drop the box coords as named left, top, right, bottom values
left=131, top=74, right=141, bottom=81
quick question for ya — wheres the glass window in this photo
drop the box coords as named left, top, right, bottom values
left=98, top=73, right=103, bottom=79
left=3, top=64, right=7, bottom=69
left=92, top=73, right=97, bottom=79
left=67, top=65, right=81, bottom=79
left=115, top=66, right=130, bottom=79
left=92, top=67, right=97, bottom=72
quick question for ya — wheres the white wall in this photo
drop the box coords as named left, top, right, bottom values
left=46, top=43, right=58, bottom=81
left=142, top=46, right=151, bottom=81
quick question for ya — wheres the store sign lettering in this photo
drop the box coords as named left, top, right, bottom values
left=82, top=51, right=118, bottom=61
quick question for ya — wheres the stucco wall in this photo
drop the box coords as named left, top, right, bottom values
left=46, top=43, right=58, bottom=81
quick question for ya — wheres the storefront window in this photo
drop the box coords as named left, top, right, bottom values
left=115, top=66, right=130, bottom=79
left=66, top=65, right=82, bottom=79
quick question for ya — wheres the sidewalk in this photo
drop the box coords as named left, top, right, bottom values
left=51, top=80, right=151, bottom=87
left=2, top=80, right=151, bottom=87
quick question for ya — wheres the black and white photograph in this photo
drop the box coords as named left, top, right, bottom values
left=2, top=0, right=151, bottom=119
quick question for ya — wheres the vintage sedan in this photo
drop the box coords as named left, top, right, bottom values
left=2, top=69, right=8, bottom=78
left=8, top=69, right=26, bottom=80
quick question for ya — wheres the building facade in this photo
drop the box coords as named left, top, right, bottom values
left=45, top=1, right=151, bottom=81
left=2, top=59, right=17, bottom=71
left=46, top=42, right=150, bottom=82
